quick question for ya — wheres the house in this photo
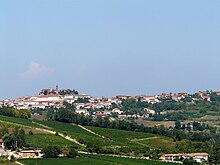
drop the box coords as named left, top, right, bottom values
left=116, top=95, right=132, bottom=100
left=19, top=150, right=42, bottom=158
left=95, top=111, right=107, bottom=117
left=0, top=101, right=3, bottom=107
left=75, top=109, right=89, bottom=115
left=160, top=153, right=208, bottom=163
left=112, top=108, right=123, bottom=115
left=144, top=108, right=156, bottom=115
left=0, top=139, right=4, bottom=149
left=202, top=96, right=211, bottom=102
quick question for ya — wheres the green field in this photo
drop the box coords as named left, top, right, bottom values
left=86, top=126, right=155, bottom=140
left=33, top=120, right=176, bottom=153
left=34, top=121, right=120, bottom=147
left=19, top=154, right=174, bottom=165
left=135, top=136, right=176, bottom=153
left=34, top=121, right=96, bottom=136
left=26, top=134, right=80, bottom=148
left=0, top=115, right=43, bottom=128
left=0, top=116, right=176, bottom=154
left=85, top=126, right=157, bottom=148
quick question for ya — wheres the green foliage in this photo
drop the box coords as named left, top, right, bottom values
left=74, top=98, right=90, bottom=103
left=0, top=115, right=44, bottom=128
left=59, top=89, right=78, bottom=95
left=152, top=100, right=185, bottom=112
left=19, top=154, right=175, bottom=165
left=0, top=156, right=13, bottom=163
left=2, top=127, right=26, bottom=150
left=63, top=101, right=76, bottom=111
left=175, top=121, right=181, bottom=129
left=42, top=146, right=78, bottom=158
left=182, top=157, right=199, bottom=165
left=42, top=146, right=62, bottom=158
left=0, top=107, right=31, bottom=119
left=55, top=132, right=59, bottom=136
left=66, top=147, right=78, bottom=158
left=28, top=130, right=33, bottom=135
left=121, top=99, right=149, bottom=115
left=55, top=108, right=73, bottom=123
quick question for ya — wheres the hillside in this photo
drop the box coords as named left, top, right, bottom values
left=19, top=154, right=173, bottom=165
left=0, top=115, right=176, bottom=165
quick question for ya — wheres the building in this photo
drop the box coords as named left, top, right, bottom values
left=160, top=153, right=208, bottom=163
left=75, top=109, right=89, bottom=115
left=0, top=139, right=4, bottom=149
left=19, top=150, right=42, bottom=158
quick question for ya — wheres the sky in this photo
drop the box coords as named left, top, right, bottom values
left=1, top=0, right=220, bottom=99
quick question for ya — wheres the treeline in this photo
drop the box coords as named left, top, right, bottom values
left=42, top=145, right=78, bottom=158
left=151, top=100, right=185, bottom=112
left=0, top=107, right=31, bottom=119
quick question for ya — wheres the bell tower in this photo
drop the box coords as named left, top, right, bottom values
left=56, top=85, right=59, bottom=94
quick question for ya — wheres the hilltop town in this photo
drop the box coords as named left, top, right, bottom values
left=0, top=86, right=216, bottom=121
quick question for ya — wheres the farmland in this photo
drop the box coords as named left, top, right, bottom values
left=26, top=134, right=79, bottom=148
left=86, top=126, right=155, bottom=140
left=85, top=126, right=156, bottom=147
left=34, top=121, right=166, bottom=151
left=19, top=154, right=174, bottom=165
left=0, top=115, right=176, bottom=154
left=33, top=120, right=121, bottom=147
left=134, top=136, right=176, bottom=153
left=0, top=115, right=43, bottom=128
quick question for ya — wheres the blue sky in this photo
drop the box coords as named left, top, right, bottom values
left=1, top=0, right=220, bottom=99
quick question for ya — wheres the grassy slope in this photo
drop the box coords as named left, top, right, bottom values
left=135, top=136, right=176, bottom=153
left=26, top=134, right=79, bottom=148
left=0, top=115, right=176, bottom=153
left=19, top=154, right=174, bottom=165
left=34, top=120, right=176, bottom=151
left=0, top=115, right=43, bottom=128
left=34, top=121, right=120, bottom=146
left=0, top=116, right=80, bottom=147
left=86, top=126, right=155, bottom=140
left=85, top=126, right=156, bottom=147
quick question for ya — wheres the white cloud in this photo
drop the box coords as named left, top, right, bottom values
left=21, top=62, right=54, bottom=80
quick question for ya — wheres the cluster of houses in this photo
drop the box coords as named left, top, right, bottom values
left=0, top=87, right=218, bottom=120
left=0, top=87, right=160, bottom=119
left=160, top=153, right=209, bottom=163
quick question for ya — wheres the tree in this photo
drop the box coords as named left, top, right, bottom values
left=42, top=146, right=62, bottom=158
left=66, top=147, right=78, bottom=158
left=183, top=157, right=199, bottom=165
left=63, top=101, right=76, bottom=111
left=55, top=108, right=73, bottom=123
left=2, top=127, right=26, bottom=150
left=28, top=130, right=33, bottom=135
left=175, top=121, right=181, bottom=129
left=62, top=146, right=70, bottom=157
left=2, top=133, right=15, bottom=150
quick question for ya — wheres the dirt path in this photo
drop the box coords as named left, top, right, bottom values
left=77, top=124, right=105, bottom=138
left=78, top=151, right=150, bottom=160
left=32, top=121, right=52, bottom=129
left=15, top=161, right=25, bottom=165
left=130, top=136, right=159, bottom=141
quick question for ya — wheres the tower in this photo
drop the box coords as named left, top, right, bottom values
left=56, top=85, right=59, bottom=94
